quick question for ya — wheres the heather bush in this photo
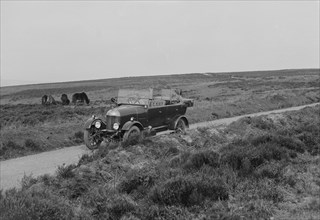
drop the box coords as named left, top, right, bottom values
left=150, top=175, right=228, bottom=206
left=119, top=167, right=157, bottom=196
left=39, top=174, right=55, bottom=186
left=182, top=150, right=220, bottom=170
left=5, top=140, right=24, bottom=150
left=296, top=131, right=320, bottom=155
left=106, top=194, right=136, bottom=220
left=63, top=176, right=91, bottom=199
left=250, top=117, right=276, bottom=130
left=84, top=188, right=136, bottom=220
left=136, top=204, right=192, bottom=220
left=221, top=134, right=304, bottom=176
left=24, top=139, right=41, bottom=151
left=71, top=131, right=84, bottom=144
left=0, top=141, right=24, bottom=157
left=253, top=160, right=283, bottom=179
left=92, top=144, right=114, bottom=159
left=0, top=188, right=74, bottom=220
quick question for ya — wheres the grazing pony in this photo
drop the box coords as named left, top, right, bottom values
left=72, top=92, right=90, bottom=105
left=48, top=95, right=57, bottom=105
left=61, top=94, right=70, bottom=105
left=41, top=95, right=56, bottom=105
left=41, top=95, right=48, bottom=105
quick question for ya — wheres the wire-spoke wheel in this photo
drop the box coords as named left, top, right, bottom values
left=84, top=129, right=102, bottom=150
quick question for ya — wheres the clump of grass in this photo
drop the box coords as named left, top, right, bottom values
left=78, top=154, right=94, bottom=165
left=21, top=174, right=38, bottom=190
left=56, top=164, right=76, bottom=179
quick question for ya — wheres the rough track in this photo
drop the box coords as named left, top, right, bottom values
left=1, top=103, right=319, bottom=190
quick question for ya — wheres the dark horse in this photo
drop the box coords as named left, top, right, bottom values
left=41, top=95, right=48, bottom=105
left=41, top=95, right=56, bottom=105
left=61, top=94, right=70, bottom=105
left=72, top=92, right=90, bottom=105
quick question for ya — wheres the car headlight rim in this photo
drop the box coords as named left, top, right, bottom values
left=94, top=121, right=101, bottom=129
left=113, top=123, right=119, bottom=130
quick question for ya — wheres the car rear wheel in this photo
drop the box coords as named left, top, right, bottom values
left=175, top=118, right=186, bottom=134
left=123, top=126, right=141, bottom=143
left=84, top=129, right=102, bottom=150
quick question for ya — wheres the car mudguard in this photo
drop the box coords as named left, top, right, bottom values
left=169, top=115, right=189, bottom=130
left=121, top=121, right=144, bottom=131
left=84, top=117, right=105, bottom=129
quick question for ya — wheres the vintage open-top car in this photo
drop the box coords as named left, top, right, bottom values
left=83, top=88, right=194, bottom=150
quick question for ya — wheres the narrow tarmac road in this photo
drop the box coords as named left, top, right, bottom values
left=1, top=103, right=319, bottom=191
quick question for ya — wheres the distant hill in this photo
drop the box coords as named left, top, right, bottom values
left=0, top=78, right=43, bottom=87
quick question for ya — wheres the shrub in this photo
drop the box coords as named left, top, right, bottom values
left=150, top=175, right=228, bottom=206
left=65, top=176, right=90, bottom=199
left=85, top=189, right=136, bottom=220
left=137, top=204, right=191, bottom=220
left=296, top=131, right=320, bottom=155
left=72, top=131, right=84, bottom=144
left=24, top=139, right=41, bottom=151
left=106, top=194, right=136, bottom=220
left=252, top=134, right=306, bottom=153
left=253, top=161, right=283, bottom=179
left=164, top=146, right=180, bottom=157
left=183, top=150, right=220, bottom=170
left=39, top=174, right=55, bottom=186
left=221, top=134, right=305, bottom=176
left=0, top=188, right=74, bottom=220
left=92, top=144, right=114, bottom=159
left=118, top=167, right=156, bottom=196
left=236, top=179, right=284, bottom=204
left=5, top=140, right=24, bottom=150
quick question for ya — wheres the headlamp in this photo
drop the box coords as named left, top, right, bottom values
left=94, top=121, right=101, bottom=129
left=113, top=123, right=119, bottom=130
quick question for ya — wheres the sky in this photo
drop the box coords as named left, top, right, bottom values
left=1, top=1, right=319, bottom=86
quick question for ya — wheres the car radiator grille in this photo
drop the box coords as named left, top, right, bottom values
left=106, top=116, right=117, bottom=129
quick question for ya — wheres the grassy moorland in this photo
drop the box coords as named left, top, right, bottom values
left=1, top=105, right=319, bottom=219
left=0, top=69, right=319, bottom=160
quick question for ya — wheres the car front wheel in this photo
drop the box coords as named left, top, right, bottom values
left=84, top=129, right=102, bottom=150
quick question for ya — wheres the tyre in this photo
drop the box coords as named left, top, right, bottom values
left=175, top=118, right=186, bottom=134
left=123, top=126, right=141, bottom=142
left=84, top=129, right=102, bottom=150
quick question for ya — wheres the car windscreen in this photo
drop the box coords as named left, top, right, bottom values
left=117, top=88, right=153, bottom=105
left=160, top=89, right=181, bottom=101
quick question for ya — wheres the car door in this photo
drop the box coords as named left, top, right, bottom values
left=165, top=103, right=186, bottom=124
left=147, top=103, right=167, bottom=128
